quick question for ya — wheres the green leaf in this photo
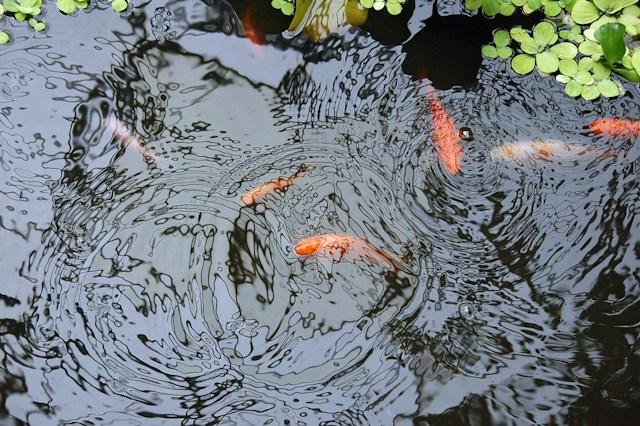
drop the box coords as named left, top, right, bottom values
left=593, top=0, right=612, bottom=13
left=572, top=0, right=601, bottom=24
left=528, top=0, right=543, bottom=9
left=556, top=74, right=572, bottom=83
left=0, top=4, right=4, bottom=15
left=387, top=2, right=403, bottom=14
left=0, top=32, right=9, bottom=44
left=565, top=80, right=583, bottom=96
left=579, top=40, right=601, bottom=55
left=610, top=0, right=638, bottom=13
left=4, top=2, right=20, bottom=13
left=500, top=3, right=516, bottom=15
left=550, top=42, right=579, bottom=59
left=578, top=56, right=595, bottom=70
left=623, top=5, right=640, bottom=18
left=482, top=0, right=502, bottom=16
left=632, top=51, right=640, bottom=75
left=575, top=69, right=594, bottom=84
left=513, top=0, right=527, bottom=5
left=482, top=45, right=498, bottom=58
left=581, top=84, right=600, bottom=100
left=559, top=58, right=579, bottom=75
left=28, top=17, right=45, bottom=31
left=510, top=27, right=532, bottom=43
left=360, top=0, right=374, bottom=7
left=512, top=53, right=536, bottom=74
left=533, top=21, right=555, bottom=46
left=597, top=79, right=620, bottom=97
left=618, top=13, right=640, bottom=36
left=282, top=2, right=294, bottom=14
left=494, top=29, right=511, bottom=47
left=112, top=0, right=128, bottom=12
left=465, top=0, right=483, bottom=10
left=521, top=38, right=541, bottom=54
left=593, top=61, right=612, bottom=79
left=595, top=23, right=627, bottom=67
left=544, top=2, right=563, bottom=16
left=57, top=0, right=77, bottom=14
left=498, top=46, right=514, bottom=58
left=537, top=51, right=560, bottom=73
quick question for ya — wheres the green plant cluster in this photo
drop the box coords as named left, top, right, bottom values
left=474, top=0, right=640, bottom=100
left=0, top=0, right=129, bottom=44
left=271, top=0, right=407, bottom=17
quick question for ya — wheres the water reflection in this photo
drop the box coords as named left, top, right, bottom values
left=0, top=0, right=638, bottom=424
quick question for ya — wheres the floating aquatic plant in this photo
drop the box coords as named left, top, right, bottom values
left=0, top=0, right=129, bottom=43
left=479, top=0, right=640, bottom=99
left=271, top=0, right=295, bottom=16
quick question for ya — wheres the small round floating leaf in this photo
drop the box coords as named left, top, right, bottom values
left=579, top=40, right=600, bottom=55
left=494, top=29, right=511, bottom=47
left=593, top=0, right=612, bottom=12
left=373, top=1, right=386, bottom=11
left=28, top=18, right=45, bottom=31
left=575, top=69, right=594, bottom=84
left=572, top=0, right=601, bottom=24
left=581, top=84, right=600, bottom=100
left=465, top=0, right=483, bottom=10
left=0, top=32, right=9, bottom=44
left=112, top=0, right=128, bottom=12
left=0, top=4, right=4, bottom=15
left=544, top=1, right=563, bottom=16
left=512, top=53, right=536, bottom=74
left=578, top=57, right=595, bottom=70
left=498, top=46, right=513, bottom=58
left=597, top=79, right=620, bottom=97
left=513, top=0, right=527, bottom=5
left=500, top=3, right=516, bottom=15
left=282, top=2, right=294, bottom=14
left=611, top=0, right=637, bottom=12
left=482, top=0, right=502, bottom=16
left=595, top=23, right=626, bottom=66
left=521, top=38, right=541, bottom=54
left=4, top=2, right=20, bottom=13
left=482, top=45, right=498, bottom=58
left=528, top=0, right=543, bottom=9
left=556, top=74, right=572, bottom=83
left=386, top=2, right=403, bottom=14
left=360, top=0, right=374, bottom=7
left=565, top=80, right=583, bottom=96
left=593, top=61, right=612, bottom=79
left=618, top=13, right=640, bottom=36
left=536, top=51, right=560, bottom=73
left=550, top=42, right=579, bottom=59
left=533, top=21, right=555, bottom=45
left=510, top=27, right=532, bottom=43
left=559, top=58, right=579, bottom=75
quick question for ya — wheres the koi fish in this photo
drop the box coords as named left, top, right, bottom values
left=293, top=233, right=398, bottom=266
left=104, top=117, right=155, bottom=161
left=240, top=165, right=306, bottom=206
left=490, top=140, right=615, bottom=162
left=242, top=6, right=263, bottom=57
left=428, top=89, right=462, bottom=174
left=589, top=118, right=640, bottom=139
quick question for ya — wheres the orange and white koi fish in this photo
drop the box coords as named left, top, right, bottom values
left=428, top=89, right=462, bottom=174
left=293, top=233, right=398, bottom=266
left=241, top=165, right=306, bottom=206
left=104, top=117, right=155, bottom=161
left=490, top=140, right=615, bottom=162
left=589, top=118, right=640, bottom=139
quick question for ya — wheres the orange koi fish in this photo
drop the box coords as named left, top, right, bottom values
left=589, top=118, right=640, bottom=139
left=242, top=6, right=262, bottom=57
left=241, top=165, right=306, bottom=206
left=293, top=233, right=398, bottom=266
left=428, top=89, right=462, bottom=174
left=104, top=117, right=155, bottom=161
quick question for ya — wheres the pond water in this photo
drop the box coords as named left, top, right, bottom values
left=1, top=1, right=639, bottom=425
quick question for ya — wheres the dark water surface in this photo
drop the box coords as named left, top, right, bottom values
left=1, top=1, right=639, bottom=424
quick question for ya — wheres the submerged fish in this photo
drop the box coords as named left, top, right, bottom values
left=428, top=89, right=463, bottom=174
left=589, top=118, right=640, bottom=139
left=490, top=140, right=614, bottom=162
left=104, top=117, right=155, bottom=161
left=241, top=165, right=306, bottom=206
left=293, top=233, right=398, bottom=266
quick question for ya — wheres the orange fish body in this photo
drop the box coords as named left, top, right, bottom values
left=590, top=118, right=640, bottom=139
left=293, top=233, right=397, bottom=266
left=428, top=90, right=462, bottom=174
left=241, top=166, right=306, bottom=206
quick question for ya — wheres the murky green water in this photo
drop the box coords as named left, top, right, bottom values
left=1, top=1, right=639, bottom=425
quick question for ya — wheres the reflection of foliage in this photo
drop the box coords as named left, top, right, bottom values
left=0, top=0, right=129, bottom=44
left=475, top=0, right=640, bottom=100
left=272, top=0, right=407, bottom=18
